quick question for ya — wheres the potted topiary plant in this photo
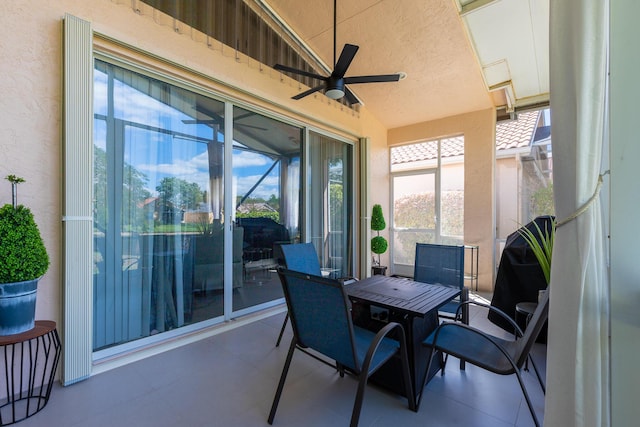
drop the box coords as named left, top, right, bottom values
left=0, top=175, right=49, bottom=335
left=370, top=204, right=388, bottom=275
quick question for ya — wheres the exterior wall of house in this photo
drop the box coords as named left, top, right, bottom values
left=0, top=0, right=382, bottom=328
left=388, top=109, right=496, bottom=291
left=496, top=157, right=519, bottom=241
left=495, top=156, right=520, bottom=272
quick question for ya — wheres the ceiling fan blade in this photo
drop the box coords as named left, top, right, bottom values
left=292, top=85, right=325, bottom=100
left=274, top=64, right=327, bottom=81
left=333, top=44, right=359, bottom=78
left=344, top=87, right=359, bottom=105
left=344, top=74, right=401, bottom=84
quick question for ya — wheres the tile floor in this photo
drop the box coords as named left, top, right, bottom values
left=15, top=296, right=546, bottom=427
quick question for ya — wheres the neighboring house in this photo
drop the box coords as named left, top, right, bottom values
left=495, top=110, right=553, bottom=250
left=236, top=202, right=277, bottom=215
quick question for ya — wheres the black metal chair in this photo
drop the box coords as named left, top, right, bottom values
left=414, top=243, right=468, bottom=370
left=414, top=243, right=468, bottom=323
left=274, top=243, right=322, bottom=347
left=268, top=268, right=416, bottom=427
left=422, top=289, right=549, bottom=427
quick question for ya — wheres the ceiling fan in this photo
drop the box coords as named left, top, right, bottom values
left=273, top=0, right=401, bottom=104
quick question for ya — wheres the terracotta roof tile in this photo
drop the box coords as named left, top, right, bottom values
left=495, top=111, right=540, bottom=150
left=391, top=111, right=540, bottom=165
left=391, top=136, right=464, bottom=165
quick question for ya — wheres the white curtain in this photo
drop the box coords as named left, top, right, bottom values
left=545, top=1, right=610, bottom=426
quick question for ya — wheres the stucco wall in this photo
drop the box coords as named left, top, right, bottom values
left=0, top=0, right=387, bottom=328
left=388, top=109, right=496, bottom=291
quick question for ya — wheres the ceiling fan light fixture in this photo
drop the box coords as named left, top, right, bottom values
left=325, top=88, right=345, bottom=99
left=325, top=78, right=345, bottom=99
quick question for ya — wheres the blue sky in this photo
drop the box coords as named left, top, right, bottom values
left=94, top=67, right=282, bottom=202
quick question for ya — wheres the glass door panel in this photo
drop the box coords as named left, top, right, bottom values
left=308, top=132, right=353, bottom=279
left=93, top=60, right=226, bottom=350
left=391, top=172, right=436, bottom=277
left=232, top=106, right=302, bottom=312
left=440, top=163, right=465, bottom=244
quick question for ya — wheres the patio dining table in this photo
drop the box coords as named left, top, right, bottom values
left=346, top=275, right=460, bottom=408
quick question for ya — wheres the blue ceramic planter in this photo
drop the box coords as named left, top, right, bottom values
left=0, top=278, right=38, bottom=335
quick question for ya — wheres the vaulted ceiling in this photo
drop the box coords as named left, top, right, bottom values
left=260, top=0, right=549, bottom=128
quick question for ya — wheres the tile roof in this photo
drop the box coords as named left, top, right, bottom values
left=495, top=111, right=540, bottom=150
left=391, top=136, right=464, bottom=165
left=391, top=111, right=541, bottom=165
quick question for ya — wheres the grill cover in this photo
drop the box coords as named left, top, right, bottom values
left=488, top=215, right=553, bottom=339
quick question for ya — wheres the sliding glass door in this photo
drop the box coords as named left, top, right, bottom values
left=93, top=59, right=308, bottom=352
left=232, top=106, right=302, bottom=312
left=308, top=131, right=354, bottom=279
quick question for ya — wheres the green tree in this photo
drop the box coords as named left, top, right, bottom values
left=156, top=177, right=203, bottom=224
left=392, top=191, right=464, bottom=263
left=530, top=183, right=555, bottom=218
left=267, top=194, right=280, bottom=211
left=394, top=193, right=436, bottom=229
left=93, top=145, right=151, bottom=232
left=329, top=182, right=343, bottom=231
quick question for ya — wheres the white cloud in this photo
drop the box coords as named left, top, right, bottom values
left=235, top=174, right=279, bottom=199
left=233, top=151, right=269, bottom=168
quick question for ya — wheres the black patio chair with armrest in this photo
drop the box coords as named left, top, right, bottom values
left=422, top=288, right=549, bottom=427
left=414, top=243, right=468, bottom=368
left=268, top=268, right=416, bottom=427
left=275, top=242, right=322, bottom=347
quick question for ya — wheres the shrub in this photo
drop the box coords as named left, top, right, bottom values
left=0, top=204, right=49, bottom=283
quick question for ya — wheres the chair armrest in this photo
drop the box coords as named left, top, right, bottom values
left=361, top=322, right=408, bottom=371
left=429, top=322, right=519, bottom=369
left=454, top=300, right=524, bottom=337
left=362, top=321, right=416, bottom=411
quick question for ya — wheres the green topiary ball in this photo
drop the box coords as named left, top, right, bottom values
left=371, top=204, right=386, bottom=231
left=0, top=204, right=50, bottom=283
left=371, top=235, right=388, bottom=255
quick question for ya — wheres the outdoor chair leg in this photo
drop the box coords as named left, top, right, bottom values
left=350, top=375, right=368, bottom=427
left=418, top=345, right=438, bottom=409
left=528, top=354, right=546, bottom=394
left=459, top=288, right=469, bottom=371
left=275, top=313, right=289, bottom=347
left=337, top=362, right=345, bottom=378
left=514, top=368, right=541, bottom=427
left=268, top=338, right=296, bottom=424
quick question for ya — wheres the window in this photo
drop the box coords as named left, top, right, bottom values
left=390, top=136, right=465, bottom=276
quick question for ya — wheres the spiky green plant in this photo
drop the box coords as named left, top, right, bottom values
left=518, top=219, right=555, bottom=285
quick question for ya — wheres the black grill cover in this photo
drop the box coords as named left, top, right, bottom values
left=489, top=216, right=553, bottom=339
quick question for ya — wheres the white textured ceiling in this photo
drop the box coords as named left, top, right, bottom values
left=262, top=0, right=549, bottom=129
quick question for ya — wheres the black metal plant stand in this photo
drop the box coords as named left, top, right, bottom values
left=0, top=321, right=61, bottom=426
